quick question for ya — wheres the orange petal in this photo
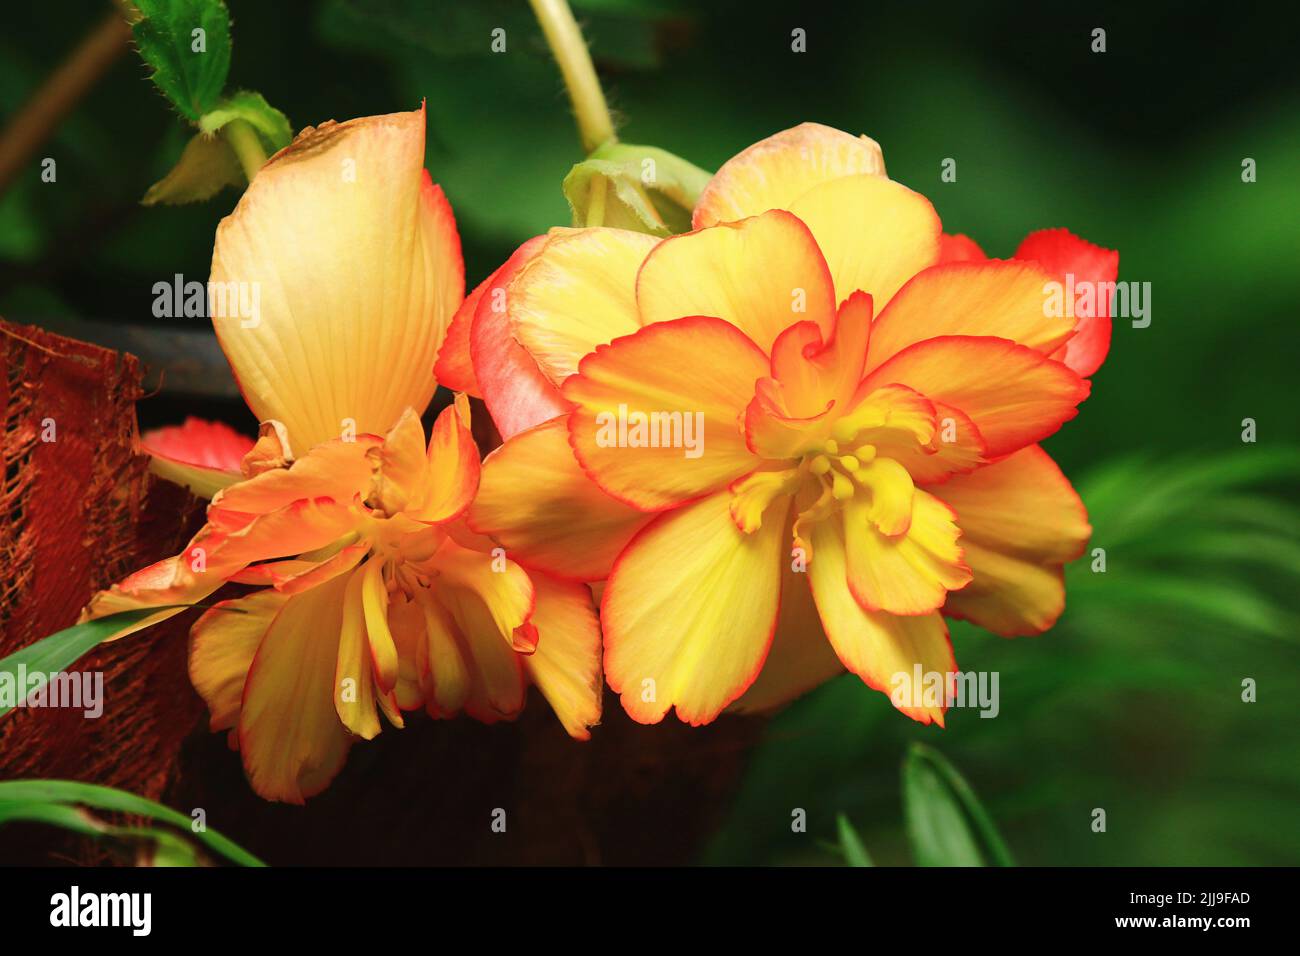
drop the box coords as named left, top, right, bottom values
left=636, top=210, right=836, bottom=352
left=786, top=174, right=940, bottom=308
left=564, top=316, right=767, bottom=511
left=928, top=445, right=1090, bottom=635
left=411, top=398, right=480, bottom=524
left=860, top=336, right=1090, bottom=458
left=238, top=571, right=353, bottom=803
left=770, top=289, right=873, bottom=419
left=467, top=415, right=653, bottom=581
left=523, top=575, right=603, bottom=739
left=434, top=582, right=528, bottom=723
left=427, top=539, right=535, bottom=650
left=865, top=260, right=1070, bottom=373
left=693, top=123, right=886, bottom=228
left=808, top=515, right=953, bottom=725
left=1015, top=228, right=1119, bottom=378
left=360, top=556, right=399, bottom=693
left=414, top=588, right=473, bottom=718
left=603, top=491, right=789, bottom=724
left=211, top=436, right=379, bottom=516
left=211, top=106, right=463, bottom=454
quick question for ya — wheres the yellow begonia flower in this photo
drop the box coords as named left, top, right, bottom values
left=83, top=108, right=601, bottom=802
left=455, top=123, right=1106, bottom=726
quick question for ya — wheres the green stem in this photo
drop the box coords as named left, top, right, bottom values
left=528, top=0, right=615, bottom=152
left=223, top=118, right=267, bottom=182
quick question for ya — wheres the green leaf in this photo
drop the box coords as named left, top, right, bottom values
left=562, top=142, right=712, bottom=235
left=902, top=743, right=1014, bottom=867
left=0, top=780, right=264, bottom=866
left=0, top=608, right=176, bottom=719
left=199, top=90, right=293, bottom=152
left=131, top=0, right=232, bottom=121
left=142, top=130, right=243, bottom=205
left=836, top=813, right=874, bottom=866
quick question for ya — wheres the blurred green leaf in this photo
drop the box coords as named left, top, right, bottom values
left=836, top=813, right=874, bottom=866
left=0, top=780, right=263, bottom=866
left=902, top=743, right=1014, bottom=867
left=131, top=0, right=232, bottom=121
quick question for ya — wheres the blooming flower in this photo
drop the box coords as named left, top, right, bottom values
left=444, top=123, right=1114, bottom=726
left=84, top=108, right=601, bottom=801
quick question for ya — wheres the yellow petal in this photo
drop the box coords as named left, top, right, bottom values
left=843, top=489, right=972, bottom=615
left=636, top=210, right=836, bottom=352
left=808, top=516, right=954, bottom=725
left=603, top=491, right=789, bottom=724
left=787, top=174, right=940, bottom=308
left=360, top=556, right=399, bottom=692
left=238, top=571, right=353, bottom=803
left=928, top=445, right=1090, bottom=635
left=523, top=575, right=602, bottom=739
left=693, top=123, right=886, bottom=228
left=415, top=588, right=472, bottom=717
left=428, top=539, right=535, bottom=650
left=729, top=547, right=844, bottom=714
left=508, top=226, right=658, bottom=384
left=189, top=589, right=287, bottom=731
left=334, top=565, right=381, bottom=739
left=210, top=106, right=463, bottom=453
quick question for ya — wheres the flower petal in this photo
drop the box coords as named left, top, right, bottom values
left=693, top=123, right=886, bottom=228
left=843, top=488, right=972, bottom=615
left=860, top=336, right=1090, bottom=458
left=808, top=515, right=953, bottom=725
left=603, top=490, right=789, bottom=724
left=636, top=210, right=836, bottom=352
left=508, top=226, right=658, bottom=383
left=786, top=174, right=941, bottom=308
left=334, top=565, right=382, bottom=738
left=142, top=417, right=254, bottom=499
left=410, top=397, right=480, bottom=524
left=238, top=571, right=353, bottom=803
left=189, top=589, right=287, bottom=731
left=728, top=551, right=844, bottom=713
left=864, top=260, right=1070, bottom=373
left=210, top=106, right=463, bottom=454
left=927, top=444, right=1090, bottom=635
left=564, top=316, right=768, bottom=510
left=469, top=235, right=571, bottom=440
left=523, top=575, right=602, bottom=739
left=1014, top=228, right=1119, bottom=378
left=467, top=415, right=653, bottom=581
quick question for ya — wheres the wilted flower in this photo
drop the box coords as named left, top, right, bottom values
left=84, top=107, right=600, bottom=801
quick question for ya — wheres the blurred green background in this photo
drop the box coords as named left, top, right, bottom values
left=2, top=0, right=1297, bottom=865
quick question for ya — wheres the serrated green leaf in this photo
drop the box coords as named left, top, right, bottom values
left=0, top=780, right=264, bottom=866
left=199, top=90, right=293, bottom=151
left=836, top=813, right=874, bottom=866
left=902, top=743, right=1014, bottom=867
left=131, top=0, right=232, bottom=121
left=142, top=130, right=243, bottom=205
left=0, top=607, right=179, bottom=718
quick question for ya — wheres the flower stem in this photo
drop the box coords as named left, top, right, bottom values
left=528, top=0, right=615, bottom=152
left=223, top=119, right=267, bottom=182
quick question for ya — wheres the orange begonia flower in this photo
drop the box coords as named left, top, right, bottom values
left=449, top=123, right=1111, bottom=726
left=83, top=108, right=601, bottom=802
